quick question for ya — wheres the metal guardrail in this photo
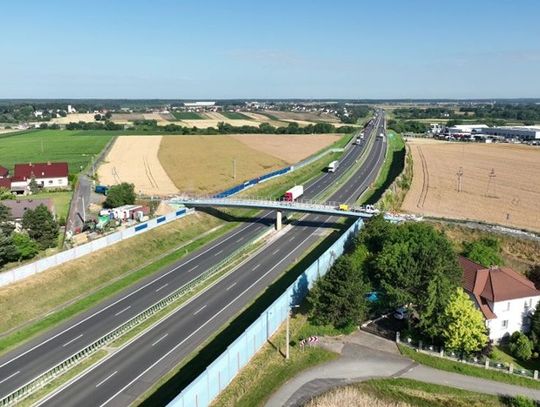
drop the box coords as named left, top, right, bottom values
left=0, top=228, right=269, bottom=406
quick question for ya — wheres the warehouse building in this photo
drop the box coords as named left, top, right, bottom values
left=479, top=126, right=540, bottom=141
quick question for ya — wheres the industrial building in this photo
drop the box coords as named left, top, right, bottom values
left=479, top=126, right=540, bottom=141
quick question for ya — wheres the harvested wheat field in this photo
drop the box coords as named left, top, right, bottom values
left=402, top=139, right=540, bottom=232
left=265, top=110, right=340, bottom=123
left=305, top=387, right=411, bottom=407
left=230, top=134, right=340, bottom=164
left=51, top=113, right=97, bottom=124
left=240, top=112, right=287, bottom=127
left=158, top=134, right=337, bottom=194
left=98, top=136, right=178, bottom=196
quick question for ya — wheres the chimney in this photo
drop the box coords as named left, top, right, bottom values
left=47, top=161, right=51, bottom=165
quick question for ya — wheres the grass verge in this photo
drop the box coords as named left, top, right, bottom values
left=358, top=130, right=405, bottom=205
left=0, top=213, right=233, bottom=354
left=212, top=313, right=338, bottom=407
left=398, top=344, right=540, bottom=390
left=136, top=223, right=349, bottom=406
left=354, top=377, right=508, bottom=407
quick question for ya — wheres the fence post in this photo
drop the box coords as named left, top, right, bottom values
left=440, top=347, right=444, bottom=357
left=418, top=340, right=423, bottom=350
left=485, top=358, right=489, bottom=369
left=535, top=370, right=538, bottom=380
left=395, top=331, right=400, bottom=343
left=509, top=363, right=513, bottom=374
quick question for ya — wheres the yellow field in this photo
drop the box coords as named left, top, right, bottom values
left=51, top=113, right=96, bottom=124
left=158, top=134, right=339, bottom=194
left=402, top=139, right=540, bottom=232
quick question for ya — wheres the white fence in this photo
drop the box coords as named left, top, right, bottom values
left=0, top=208, right=194, bottom=287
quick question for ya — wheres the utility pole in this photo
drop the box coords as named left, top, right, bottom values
left=456, top=167, right=463, bottom=192
left=286, top=304, right=300, bottom=359
left=486, top=168, right=496, bottom=197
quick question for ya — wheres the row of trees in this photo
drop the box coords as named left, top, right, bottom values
left=0, top=203, right=59, bottom=266
left=65, top=121, right=123, bottom=131
left=387, top=120, right=429, bottom=134
left=307, top=216, right=489, bottom=354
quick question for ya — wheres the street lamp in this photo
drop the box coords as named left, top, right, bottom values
left=286, top=304, right=300, bottom=359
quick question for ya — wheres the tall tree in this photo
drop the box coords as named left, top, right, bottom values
left=103, top=183, right=136, bottom=208
left=0, top=202, right=14, bottom=236
left=0, top=231, right=17, bottom=266
left=529, top=301, right=540, bottom=348
left=11, top=232, right=39, bottom=261
left=463, top=237, right=502, bottom=268
left=371, top=222, right=462, bottom=339
left=21, top=204, right=59, bottom=249
left=442, top=288, right=488, bottom=355
left=308, top=254, right=369, bottom=329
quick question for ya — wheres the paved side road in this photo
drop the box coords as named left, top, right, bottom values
left=265, top=330, right=540, bottom=407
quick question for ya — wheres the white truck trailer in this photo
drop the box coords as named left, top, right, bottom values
left=283, top=185, right=304, bottom=201
left=327, top=160, right=339, bottom=172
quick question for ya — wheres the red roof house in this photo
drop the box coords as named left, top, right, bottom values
left=0, top=166, right=9, bottom=178
left=13, top=162, right=68, bottom=181
left=459, top=256, right=540, bottom=341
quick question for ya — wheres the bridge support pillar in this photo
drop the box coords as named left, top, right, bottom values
left=275, top=211, right=282, bottom=231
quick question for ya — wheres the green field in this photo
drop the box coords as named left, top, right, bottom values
left=0, top=130, right=113, bottom=174
left=171, top=112, right=204, bottom=120
left=221, top=111, right=252, bottom=120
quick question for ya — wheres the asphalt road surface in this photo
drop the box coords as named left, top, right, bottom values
left=36, top=112, right=387, bottom=406
left=0, top=112, right=385, bottom=405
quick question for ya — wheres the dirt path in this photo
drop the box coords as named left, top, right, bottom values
left=97, top=136, right=178, bottom=196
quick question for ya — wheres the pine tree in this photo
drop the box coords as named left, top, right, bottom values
left=0, top=231, right=17, bottom=266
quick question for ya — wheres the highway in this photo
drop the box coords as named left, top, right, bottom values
left=36, top=111, right=387, bottom=406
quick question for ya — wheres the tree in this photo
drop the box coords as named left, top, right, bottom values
left=0, top=202, right=14, bottom=236
left=529, top=301, right=540, bottom=348
left=442, top=288, right=488, bottom=354
left=11, top=232, right=39, bottom=261
left=526, top=265, right=540, bottom=290
left=94, top=114, right=102, bottom=121
left=0, top=231, right=17, bottom=266
left=21, top=204, right=59, bottom=249
left=463, top=237, right=503, bottom=268
left=104, top=183, right=136, bottom=208
left=509, top=331, right=533, bottom=361
left=0, top=187, right=14, bottom=200
left=307, top=254, right=370, bottom=329
left=104, top=111, right=112, bottom=120
left=371, top=222, right=462, bottom=339
left=28, top=176, right=39, bottom=194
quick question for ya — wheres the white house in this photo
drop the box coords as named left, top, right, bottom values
left=12, top=162, right=69, bottom=194
left=460, top=257, right=540, bottom=342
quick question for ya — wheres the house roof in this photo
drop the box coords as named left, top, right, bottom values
left=459, top=256, right=540, bottom=320
left=0, top=166, right=8, bottom=177
left=0, top=178, right=11, bottom=189
left=13, top=162, right=68, bottom=181
left=2, top=199, right=55, bottom=220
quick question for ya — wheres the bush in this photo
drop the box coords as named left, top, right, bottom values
left=509, top=331, right=533, bottom=361
left=104, top=183, right=136, bottom=208
left=509, top=395, right=536, bottom=407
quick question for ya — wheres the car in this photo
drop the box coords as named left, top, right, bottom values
left=393, top=307, right=409, bottom=320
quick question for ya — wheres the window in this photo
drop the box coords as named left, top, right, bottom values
left=48, top=180, right=53, bottom=184
left=502, top=320, right=509, bottom=329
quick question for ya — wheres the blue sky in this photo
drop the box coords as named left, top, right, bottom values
left=1, top=0, right=539, bottom=99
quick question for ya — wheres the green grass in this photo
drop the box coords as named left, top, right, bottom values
left=491, top=345, right=540, bottom=372
left=399, top=344, right=540, bottom=390
left=256, top=111, right=281, bottom=121
left=171, top=112, right=204, bottom=120
left=16, top=191, right=72, bottom=220
left=359, top=130, right=405, bottom=205
left=0, top=220, right=238, bottom=355
left=356, top=378, right=508, bottom=407
left=221, top=112, right=252, bottom=120
left=0, top=129, right=114, bottom=174
left=139, top=225, right=349, bottom=407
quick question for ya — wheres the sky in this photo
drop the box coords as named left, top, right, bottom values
left=1, top=0, right=539, bottom=99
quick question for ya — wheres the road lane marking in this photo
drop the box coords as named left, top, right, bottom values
left=288, top=236, right=295, bottom=242
left=193, top=305, right=207, bottom=315
left=272, top=249, right=280, bottom=255
left=155, top=283, right=168, bottom=292
left=98, top=124, right=382, bottom=407
left=0, top=212, right=275, bottom=371
left=214, top=250, right=223, bottom=256
left=226, top=282, right=237, bottom=291
left=253, top=264, right=261, bottom=270
left=0, top=371, right=20, bottom=385
left=235, top=236, right=244, bottom=242
left=114, top=306, right=131, bottom=316
left=62, top=334, right=83, bottom=348
left=95, top=371, right=117, bottom=388
left=188, top=265, right=199, bottom=272
left=151, top=333, right=168, bottom=347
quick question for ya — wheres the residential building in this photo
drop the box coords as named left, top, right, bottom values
left=12, top=162, right=69, bottom=193
left=0, top=166, right=9, bottom=178
left=2, top=198, right=55, bottom=227
left=460, top=256, right=540, bottom=342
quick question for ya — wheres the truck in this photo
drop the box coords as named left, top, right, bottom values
left=283, top=185, right=304, bottom=201
left=379, top=132, right=385, bottom=139
left=338, top=204, right=349, bottom=211
left=95, top=185, right=109, bottom=195
left=327, top=160, right=339, bottom=173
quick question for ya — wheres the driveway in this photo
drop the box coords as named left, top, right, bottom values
left=265, top=330, right=540, bottom=407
